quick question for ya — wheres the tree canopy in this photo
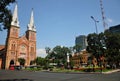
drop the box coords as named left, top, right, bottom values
left=0, top=0, right=16, bottom=30
left=35, top=57, right=46, bottom=66
left=104, top=31, right=120, bottom=66
left=45, top=45, right=72, bottom=67
left=73, top=44, right=81, bottom=53
left=18, top=58, right=25, bottom=66
left=87, top=31, right=120, bottom=68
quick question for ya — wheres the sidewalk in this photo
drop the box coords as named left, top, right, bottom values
left=47, top=69, right=120, bottom=74
left=102, top=69, right=120, bottom=74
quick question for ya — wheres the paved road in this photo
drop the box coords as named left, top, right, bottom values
left=0, top=70, right=120, bottom=81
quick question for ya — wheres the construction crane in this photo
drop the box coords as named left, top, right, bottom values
left=99, top=0, right=108, bottom=31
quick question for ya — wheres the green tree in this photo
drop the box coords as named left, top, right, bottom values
left=87, top=33, right=99, bottom=58
left=105, top=31, right=120, bottom=68
left=18, top=58, right=25, bottom=66
left=30, top=60, right=35, bottom=65
left=86, top=33, right=106, bottom=67
left=46, top=45, right=72, bottom=67
left=0, top=0, right=16, bottom=30
left=45, top=47, right=51, bottom=54
left=35, top=57, right=46, bottom=66
left=87, top=31, right=120, bottom=68
left=73, top=44, right=81, bottom=53
left=53, top=46, right=71, bottom=63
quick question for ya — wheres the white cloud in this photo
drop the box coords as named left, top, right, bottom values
left=36, top=48, right=47, bottom=58
left=107, top=18, right=113, bottom=23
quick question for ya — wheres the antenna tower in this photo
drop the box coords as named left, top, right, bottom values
left=100, top=0, right=107, bottom=31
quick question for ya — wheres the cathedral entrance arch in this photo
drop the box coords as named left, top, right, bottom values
left=10, top=60, right=14, bottom=65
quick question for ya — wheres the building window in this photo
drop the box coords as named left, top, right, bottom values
left=11, top=41, right=16, bottom=50
left=11, top=44, right=14, bottom=49
left=12, top=28, right=18, bottom=35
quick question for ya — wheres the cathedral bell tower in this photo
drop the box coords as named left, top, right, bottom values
left=26, top=9, right=36, bottom=41
left=26, top=9, right=36, bottom=64
left=9, top=3, right=19, bottom=38
left=5, top=4, right=20, bottom=69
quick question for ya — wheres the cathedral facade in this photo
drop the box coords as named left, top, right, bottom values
left=0, top=4, right=36, bottom=69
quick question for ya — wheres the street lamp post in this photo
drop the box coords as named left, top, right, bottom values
left=67, top=53, right=70, bottom=69
left=91, top=16, right=99, bottom=34
left=91, top=16, right=103, bottom=73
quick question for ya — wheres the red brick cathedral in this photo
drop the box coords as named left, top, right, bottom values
left=0, top=4, right=36, bottom=69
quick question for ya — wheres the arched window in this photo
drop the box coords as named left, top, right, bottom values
left=11, top=41, right=17, bottom=50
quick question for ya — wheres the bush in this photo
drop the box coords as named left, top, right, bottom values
left=25, top=66, right=42, bottom=71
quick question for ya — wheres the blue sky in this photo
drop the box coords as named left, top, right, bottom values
left=0, top=0, right=120, bottom=57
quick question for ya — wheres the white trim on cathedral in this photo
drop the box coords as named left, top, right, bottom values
left=27, top=9, right=36, bottom=32
left=11, top=3, right=19, bottom=27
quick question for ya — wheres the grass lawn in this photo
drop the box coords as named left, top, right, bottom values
left=24, top=66, right=113, bottom=73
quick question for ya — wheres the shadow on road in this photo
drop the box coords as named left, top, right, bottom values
left=0, top=79, right=33, bottom=81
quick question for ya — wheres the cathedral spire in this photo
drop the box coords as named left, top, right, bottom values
left=11, top=3, right=19, bottom=27
left=27, top=9, right=36, bottom=32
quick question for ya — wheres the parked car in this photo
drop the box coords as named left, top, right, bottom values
left=9, top=65, right=22, bottom=70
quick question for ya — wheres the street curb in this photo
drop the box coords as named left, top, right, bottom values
left=102, top=69, right=120, bottom=74
left=45, top=69, right=120, bottom=74
left=45, top=71, right=102, bottom=74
